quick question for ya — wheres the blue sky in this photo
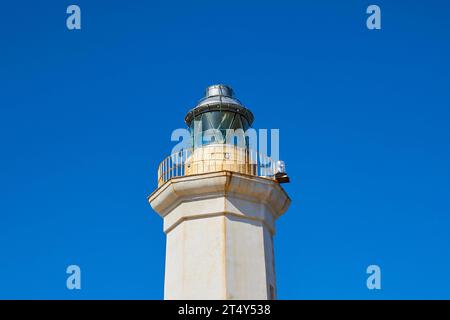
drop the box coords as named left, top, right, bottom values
left=1, top=0, right=450, bottom=299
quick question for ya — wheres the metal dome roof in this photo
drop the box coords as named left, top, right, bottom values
left=184, top=85, right=254, bottom=127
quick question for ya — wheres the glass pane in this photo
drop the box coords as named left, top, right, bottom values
left=189, top=111, right=252, bottom=148
left=193, top=114, right=203, bottom=148
left=202, top=113, right=214, bottom=131
left=241, top=116, right=250, bottom=131
left=230, top=113, right=244, bottom=130
left=217, top=112, right=235, bottom=130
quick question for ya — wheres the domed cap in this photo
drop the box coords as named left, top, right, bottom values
left=205, top=84, right=234, bottom=98
left=185, top=85, right=254, bottom=127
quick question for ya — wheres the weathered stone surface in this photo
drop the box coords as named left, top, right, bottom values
left=149, top=171, right=290, bottom=300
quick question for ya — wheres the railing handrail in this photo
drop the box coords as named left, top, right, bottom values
left=157, top=145, right=277, bottom=187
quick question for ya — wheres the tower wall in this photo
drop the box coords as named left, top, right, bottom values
left=149, top=171, right=290, bottom=300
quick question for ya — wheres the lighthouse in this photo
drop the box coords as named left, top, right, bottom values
left=148, top=85, right=291, bottom=300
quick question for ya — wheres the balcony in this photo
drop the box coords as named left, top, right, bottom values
left=157, top=144, right=277, bottom=187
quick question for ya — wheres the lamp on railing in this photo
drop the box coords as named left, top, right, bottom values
left=275, top=160, right=290, bottom=183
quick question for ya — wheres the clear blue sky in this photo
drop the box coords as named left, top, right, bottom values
left=1, top=0, right=449, bottom=299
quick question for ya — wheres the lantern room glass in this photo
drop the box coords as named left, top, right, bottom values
left=189, top=111, right=251, bottom=149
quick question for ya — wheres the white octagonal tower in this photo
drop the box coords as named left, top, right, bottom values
left=148, top=85, right=291, bottom=300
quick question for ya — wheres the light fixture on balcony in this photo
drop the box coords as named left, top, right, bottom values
left=275, top=160, right=290, bottom=183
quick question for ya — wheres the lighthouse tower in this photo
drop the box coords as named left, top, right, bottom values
left=148, top=85, right=290, bottom=300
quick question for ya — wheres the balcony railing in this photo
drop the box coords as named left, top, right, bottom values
left=157, top=145, right=277, bottom=187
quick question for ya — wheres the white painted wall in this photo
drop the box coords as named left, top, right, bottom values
left=149, top=171, right=290, bottom=300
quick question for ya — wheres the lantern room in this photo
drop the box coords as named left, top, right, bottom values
left=184, top=84, right=254, bottom=149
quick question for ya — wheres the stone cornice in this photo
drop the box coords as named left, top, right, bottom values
left=148, top=171, right=291, bottom=221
